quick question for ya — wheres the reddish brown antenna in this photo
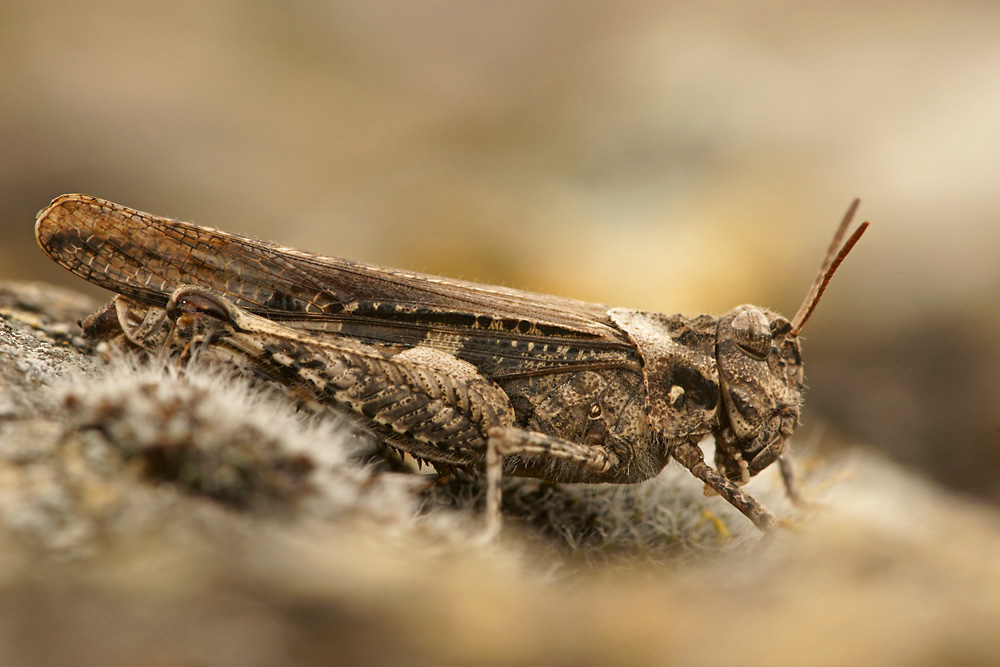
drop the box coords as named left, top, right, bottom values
left=789, top=199, right=869, bottom=335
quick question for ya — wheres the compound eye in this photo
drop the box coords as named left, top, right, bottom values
left=731, top=308, right=772, bottom=358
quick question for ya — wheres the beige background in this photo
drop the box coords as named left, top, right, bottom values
left=3, top=1, right=999, bottom=500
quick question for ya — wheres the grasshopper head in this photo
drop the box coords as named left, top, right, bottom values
left=713, top=306, right=803, bottom=484
left=712, top=200, right=869, bottom=485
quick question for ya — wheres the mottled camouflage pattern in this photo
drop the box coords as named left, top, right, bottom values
left=38, top=194, right=866, bottom=531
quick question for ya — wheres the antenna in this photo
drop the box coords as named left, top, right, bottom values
left=789, top=199, right=869, bottom=335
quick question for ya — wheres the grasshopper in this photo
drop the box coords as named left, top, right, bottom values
left=35, top=194, right=867, bottom=533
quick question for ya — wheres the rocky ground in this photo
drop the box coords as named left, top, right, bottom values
left=1, top=280, right=999, bottom=667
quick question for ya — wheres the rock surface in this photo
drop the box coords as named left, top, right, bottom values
left=1, top=280, right=999, bottom=667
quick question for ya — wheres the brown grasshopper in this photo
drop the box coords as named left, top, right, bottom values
left=35, top=194, right=867, bottom=533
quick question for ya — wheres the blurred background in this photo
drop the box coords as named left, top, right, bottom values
left=2, top=0, right=999, bottom=503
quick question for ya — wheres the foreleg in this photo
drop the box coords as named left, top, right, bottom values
left=671, top=440, right=777, bottom=532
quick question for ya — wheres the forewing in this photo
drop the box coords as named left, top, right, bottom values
left=35, top=194, right=638, bottom=377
